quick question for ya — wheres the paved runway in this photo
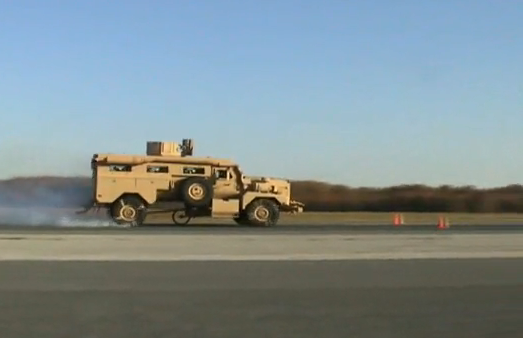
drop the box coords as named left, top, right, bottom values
left=1, top=224, right=521, bottom=337
left=0, top=223, right=522, bottom=235
left=1, top=232, right=522, bottom=260
left=1, top=259, right=522, bottom=338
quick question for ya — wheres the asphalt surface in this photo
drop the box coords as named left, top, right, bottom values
left=0, top=259, right=522, bottom=338
left=4, top=231, right=522, bottom=261
left=0, top=223, right=522, bottom=235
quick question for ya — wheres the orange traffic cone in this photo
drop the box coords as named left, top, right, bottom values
left=437, top=216, right=449, bottom=229
left=393, top=213, right=404, bottom=226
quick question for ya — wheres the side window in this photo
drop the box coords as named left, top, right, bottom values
left=147, top=165, right=169, bottom=173
left=216, top=169, right=228, bottom=179
left=183, top=166, right=205, bottom=175
left=109, top=165, right=131, bottom=172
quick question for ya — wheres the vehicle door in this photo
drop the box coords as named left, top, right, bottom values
left=212, top=167, right=239, bottom=199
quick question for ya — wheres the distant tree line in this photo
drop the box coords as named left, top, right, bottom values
left=1, top=176, right=523, bottom=213
left=291, top=180, right=523, bottom=213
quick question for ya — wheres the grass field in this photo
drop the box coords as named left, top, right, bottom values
left=1, top=207, right=523, bottom=226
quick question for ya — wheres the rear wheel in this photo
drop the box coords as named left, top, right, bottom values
left=244, top=199, right=280, bottom=226
left=110, top=195, right=147, bottom=227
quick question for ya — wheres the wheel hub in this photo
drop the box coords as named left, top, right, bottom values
left=120, top=205, right=136, bottom=221
left=254, top=206, right=269, bottom=221
left=188, top=183, right=204, bottom=200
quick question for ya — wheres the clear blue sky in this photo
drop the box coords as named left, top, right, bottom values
left=0, top=0, right=521, bottom=187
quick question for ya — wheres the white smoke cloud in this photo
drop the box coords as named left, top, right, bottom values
left=0, top=207, right=117, bottom=227
left=0, top=177, right=118, bottom=227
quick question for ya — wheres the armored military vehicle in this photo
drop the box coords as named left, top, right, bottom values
left=79, top=139, right=304, bottom=227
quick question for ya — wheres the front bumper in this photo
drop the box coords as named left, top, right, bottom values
left=280, top=200, right=305, bottom=214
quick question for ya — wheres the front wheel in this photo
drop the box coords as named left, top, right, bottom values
left=244, top=199, right=280, bottom=226
left=110, top=195, right=147, bottom=227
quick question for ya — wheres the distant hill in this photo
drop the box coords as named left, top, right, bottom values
left=1, top=176, right=522, bottom=212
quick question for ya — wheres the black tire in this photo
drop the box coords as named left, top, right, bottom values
left=172, top=209, right=192, bottom=225
left=244, top=199, right=280, bottom=226
left=180, top=177, right=213, bottom=207
left=110, top=195, right=147, bottom=227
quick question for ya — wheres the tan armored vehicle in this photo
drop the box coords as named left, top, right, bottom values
left=80, top=139, right=304, bottom=226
